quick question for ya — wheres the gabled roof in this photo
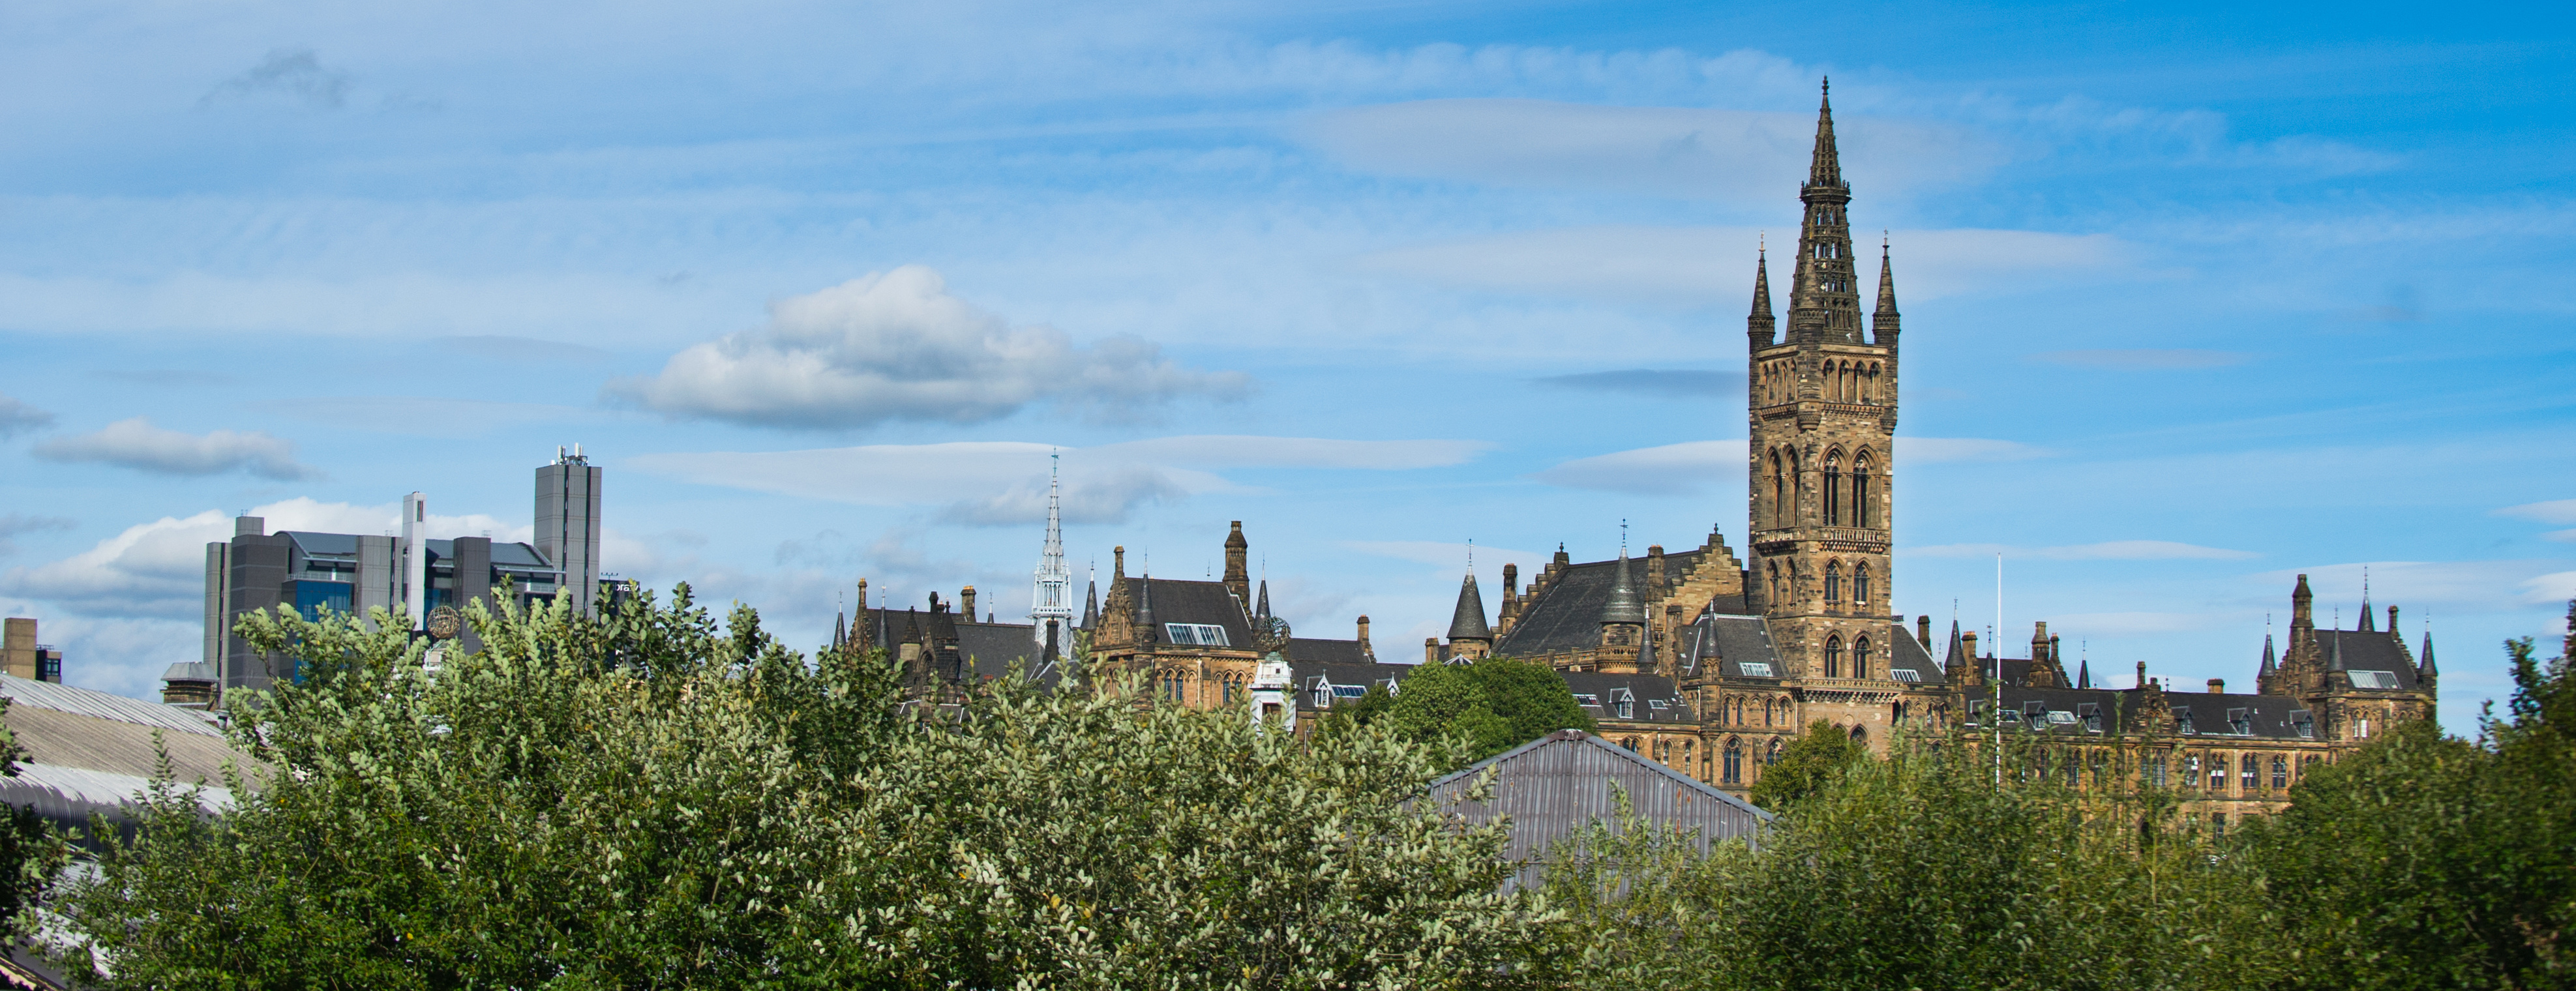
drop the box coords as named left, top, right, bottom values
left=1287, top=637, right=1373, bottom=666
left=1563, top=671, right=1695, bottom=724
left=1289, top=659, right=1413, bottom=713
left=1495, top=550, right=1724, bottom=657
left=1120, top=577, right=1254, bottom=649
left=1680, top=613, right=1782, bottom=679
left=2312, top=630, right=2421, bottom=691
left=1429, top=729, right=1768, bottom=891
left=1887, top=627, right=1941, bottom=684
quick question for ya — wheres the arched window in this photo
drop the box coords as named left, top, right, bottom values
left=2271, top=756, right=2288, bottom=790
left=1655, top=738, right=1670, bottom=763
left=1769, top=451, right=1788, bottom=528
left=1855, top=564, right=1872, bottom=607
left=1766, top=739, right=1784, bottom=765
left=1681, top=739, right=1694, bottom=777
left=2090, top=750, right=2110, bottom=788
left=1825, top=563, right=1842, bottom=604
left=1823, top=454, right=1844, bottom=525
left=1853, top=453, right=1875, bottom=527
left=1853, top=636, right=1872, bottom=679
left=1723, top=739, right=1744, bottom=784
left=2241, top=754, right=2259, bottom=793
left=1849, top=725, right=1867, bottom=746
left=1825, top=636, right=1844, bottom=678
left=1622, top=737, right=1641, bottom=753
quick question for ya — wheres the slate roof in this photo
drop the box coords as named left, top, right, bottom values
left=2314, top=629, right=2424, bottom=690
left=1887, top=628, right=1941, bottom=684
left=1563, top=671, right=1696, bottom=724
left=1119, top=577, right=1255, bottom=649
left=1495, top=550, right=1750, bottom=658
left=1287, top=638, right=1375, bottom=666
left=1977, top=685, right=2323, bottom=742
left=282, top=531, right=556, bottom=570
left=1291, top=660, right=1414, bottom=713
left=1679, top=613, right=1784, bottom=679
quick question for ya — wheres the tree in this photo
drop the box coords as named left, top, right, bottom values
left=2243, top=599, right=2576, bottom=990
left=1745, top=719, right=1866, bottom=812
left=1379, top=656, right=1596, bottom=764
left=63, top=587, right=1555, bottom=988
left=1543, top=735, right=2277, bottom=991
left=0, top=699, right=67, bottom=938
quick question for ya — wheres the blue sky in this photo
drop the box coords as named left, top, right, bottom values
left=1, top=1, right=2569, bottom=735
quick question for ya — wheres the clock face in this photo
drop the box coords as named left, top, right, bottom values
left=426, top=606, right=463, bottom=641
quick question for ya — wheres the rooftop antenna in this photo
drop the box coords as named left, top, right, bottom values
left=1467, top=538, right=1475, bottom=572
left=1620, top=519, right=1629, bottom=554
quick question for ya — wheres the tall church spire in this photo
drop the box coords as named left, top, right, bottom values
left=1790, top=78, right=1864, bottom=344
left=1872, top=237, right=1901, bottom=342
left=1030, top=452, right=1074, bottom=645
left=1748, top=244, right=1776, bottom=349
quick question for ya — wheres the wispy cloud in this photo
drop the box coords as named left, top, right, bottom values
left=33, top=418, right=317, bottom=480
left=1532, top=369, right=1741, bottom=397
left=630, top=434, right=1491, bottom=521
left=1344, top=540, right=1551, bottom=571
left=199, top=48, right=350, bottom=110
left=1530, top=440, right=1739, bottom=495
left=0, top=393, right=52, bottom=439
left=2496, top=499, right=2576, bottom=525
left=0, top=514, right=76, bottom=557
left=2029, top=349, right=2251, bottom=370
left=1358, top=226, right=2131, bottom=306
left=610, top=265, right=1250, bottom=429
left=1909, top=540, right=2258, bottom=561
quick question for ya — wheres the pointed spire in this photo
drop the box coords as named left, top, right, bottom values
left=1806, top=78, right=1843, bottom=190
left=2076, top=657, right=2091, bottom=690
left=1255, top=578, right=1272, bottom=621
left=2359, top=567, right=2375, bottom=631
left=2260, top=632, right=2277, bottom=676
left=1137, top=570, right=1158, bottom=643
left=1448, top=572, right=1492, bottom=641
left=1748, top=243, right=1778, bottom=349
left=2327, top=634, right=2346, bottom=672
left=1083, top=572, right=1100, bottom=629
left=833, top=611, right=846, bottom=648
left=1030, top=451, right=1073, bottom=645
left=1872, top=236, right=1901, bottom=345
left=1602, top=548, right=1645, bottom=625
left=1943, top=618, right=1967, bottom=668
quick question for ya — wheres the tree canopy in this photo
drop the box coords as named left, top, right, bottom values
left=1745, top=718, right=1867, bottom=812
left=1370, top=655, right=1598, bottom=764
left=60, top=587, right=1554, bottom=988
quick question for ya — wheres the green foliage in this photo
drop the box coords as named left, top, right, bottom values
left=0, top=699, right=68, bottom=936
left=2241, top=600, right=2576, bottom=990
left=1377, top=656, right=1596, bottom=764
left=63, top=587, right=1556, bottom=988
left=1544, top=735, right=2277, bottom=991
left=1745, top=718, right=1866, bottom=811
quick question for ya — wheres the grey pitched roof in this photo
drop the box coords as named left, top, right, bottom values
left=1289, top=659, right=1413, bottom=713
left=1679, top=613, right=1783, bottom=679
left=1448, top=573, right=1492, bottom=640
left=0, top=675, right=248, bottom=827
left=2313, top=630, right=2421, bottom=691
left=1562, top=671, right=1696, bottom=724
left=1887, top=626, right=1941, bottom=684
left=1428, top=729, right=1767, bottom=891
left=1495, top=550, right=1720, bottom=657
left=1287, top=637, right=1373, bottom=666
left=1121, top=577, right=1254, bottom=649
left=1981, top=685, right=2323, bottom=742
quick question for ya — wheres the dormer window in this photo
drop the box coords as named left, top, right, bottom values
left=2227, top=708, right=2252, bottom=735
left=1165, top=623, right=1231, bottom=647
left=2290, top=710, right=2314, bottom=739
left=2078, top=703, right=2102, bottom=733
left=1611, top=688, right=1635, bottom=719
left=2174, top=707, right=2196, bottom=735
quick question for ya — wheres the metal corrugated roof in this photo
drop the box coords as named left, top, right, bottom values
left=0, top=675, right=219, bottom=737
left=0, top=762, right=232, bottom=827
left=1431, top=730, right=1768, bottom=890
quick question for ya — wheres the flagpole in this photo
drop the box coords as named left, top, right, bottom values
left=1995, top=552, right=2004, bottom=787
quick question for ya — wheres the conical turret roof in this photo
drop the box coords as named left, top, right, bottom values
left=1448, top=572, right=1493, bottom=640
left=1600, top=550, right=1645, bottom=625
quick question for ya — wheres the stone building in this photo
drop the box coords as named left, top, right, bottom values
left=1422, top=81, right=2434, bottom=820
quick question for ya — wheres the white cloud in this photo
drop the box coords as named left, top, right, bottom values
left=2029, top=349, right=2251, bottom=370
left=1909, top=540, right=2258, bottom=561
left=629, top=434, right=1490, bottom=522
left=611, top=265, right=1250, bottom=429
left=33, top=417, right=317, bottom=480
left=2519, top=570, right=2576, bottom=606
left=248, top=396, right=609, bottom=438
left=2251, top=561, right=2576, bottom=615
left=2547, top=530, right=2576, bottom=544
left=0, top=498, right=526, bottom=619
left=1356, top=226, right=2131, bottom=306
left=1343, top=540, right=1552, bottom=572
left=0, top=392, right=53, bottom=438
left=2496, top=499, right=2576, bottom=525
left=0, top=514, right=76, bottom=557
left=1529, top=440, right=1740, bottom=495
left=1302, top=99, right=2001, bottom=203
left=1533, top=435, right=2045, bottom=495
left=1900, top=437, right=2052, bottom=464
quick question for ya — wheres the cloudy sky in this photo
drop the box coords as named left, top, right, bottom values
left=1, top=1, right=2569, bottom=735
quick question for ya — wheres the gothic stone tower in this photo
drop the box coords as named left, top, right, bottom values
left=1747, top=81, right=1905, bottom=738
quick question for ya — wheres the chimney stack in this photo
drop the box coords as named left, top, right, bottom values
left=961, top=585, right=977, bottom=621
left=2208, top=678, right=2225, bottom=694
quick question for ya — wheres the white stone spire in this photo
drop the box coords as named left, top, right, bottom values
left=1030, top=452, right=1074, bottom=645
